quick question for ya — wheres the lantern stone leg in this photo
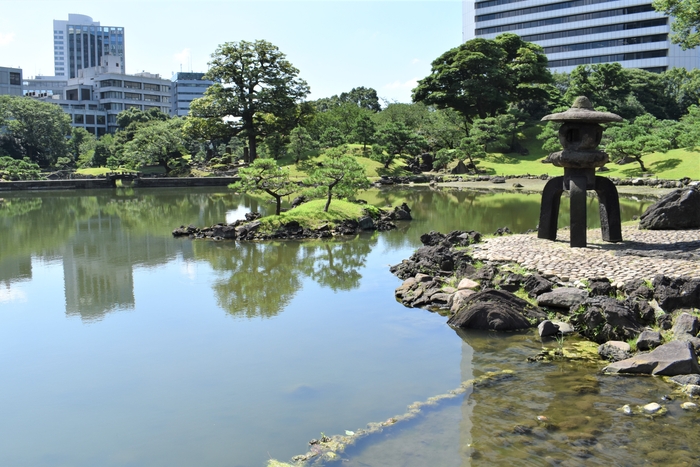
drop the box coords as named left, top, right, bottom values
left=595, top=176, right=622, bottom=242
left=538, top=176, right=564, bottom=241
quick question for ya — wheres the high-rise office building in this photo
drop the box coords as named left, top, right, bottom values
left=463, top=0, right=700, bottom=73
left=170, top=72, right=214, bottom=117
left=53, top=14, right=125, bottom=79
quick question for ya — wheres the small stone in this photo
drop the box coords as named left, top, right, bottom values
left=683, top=384, right=700, bottom=396
left=415, top=273, right=432, bottom=283
left=642, top=402, right=662, bottom=414
left=681, top=402, right=698, bottom=410
left=622, top=404, right=632, bottom=415
left=552, top=321, right=575, bottom=334
left=457, top=278, right=480, bottom=290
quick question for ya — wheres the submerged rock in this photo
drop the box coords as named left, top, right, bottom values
left=603, top=341, right=700, bottom=376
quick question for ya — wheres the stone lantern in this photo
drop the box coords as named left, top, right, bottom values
left=538, top=96, right=623, bottom=247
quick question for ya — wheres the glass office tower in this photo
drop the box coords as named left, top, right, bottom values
left=463, top=0, right=700, bottom=73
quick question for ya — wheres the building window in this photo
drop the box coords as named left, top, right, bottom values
left=86, top=115, right=95, bottom=124
left=9, top=73, right=21, bottom=85
left=100, top=91, right=123, bottom=99
left=476, top=4, right=656, bottom=34
left=124, top=81, right=141, bottom=89
left=143, top=83, right=160, bottom=91
left=74, top=114, right=84, bottom=124
left=548, top=49, right=667, bottom=67
left=544, top=34, right=668, bottom=54
left=144, top=94, right=160, bottom=102
left=124, top=92, right=142, bottom=100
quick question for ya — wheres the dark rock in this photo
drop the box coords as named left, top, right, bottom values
left=523, top=274, right=554, bottom=297
left=624, top=298, right=656, bottom=325
left=657, top=313, right=674, bottom=330
left=639, top=187, right=700, bottom=230
left=672, top=312, right=700, bottom=337
left=670, top=374, right=700, bottom=386
left=492, top=176, right=506, bottom=184
left=603, top=341, right=700, bottom=376
left=475, top=264, right=498, bottom=281
left=290, top=196, right=306, bottom=208
left=588, top=278, right=614, bottom=297
left=211, top=224, right=237, bottom=239
left=235, top=220, right=261, bottom=239
left=447, top=289, right=545, bottom=331
left=357, top=216, right=375, bottom=230
left=493, top=226, right=512, bottom=236
left=536, top=288, right=588, bottom=309
left=636, top=330, right=663, bottom=351
left=676, top=334, right=700, bottom=355
left=571, top=297, right=645, bottom=344
left=538, top=320, right=560, bottom=337
left=653, top=275, right=700, bottom=311
left=172, top=224, right=198, bottom=237
left=598, top=341, right=632, bottom=362
left=497, top=273, right=525, bottom=292
left=451, top=160, right=469, bottom=174
left=244, top=211, right=262, bottom=221
left=390, top=242, right=474, bottom=280
left=392, top=204, right=412, bottom=221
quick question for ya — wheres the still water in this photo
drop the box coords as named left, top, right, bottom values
left=1, top=187, right=692, bottom=466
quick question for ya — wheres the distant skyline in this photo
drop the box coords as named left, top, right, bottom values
left=0, top=0, right=462, bottom=103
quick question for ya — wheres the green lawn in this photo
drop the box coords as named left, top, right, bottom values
left=258, top=198, right=365, bottom=231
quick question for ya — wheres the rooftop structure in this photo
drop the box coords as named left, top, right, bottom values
left=463, top=0, right=700, bottom=73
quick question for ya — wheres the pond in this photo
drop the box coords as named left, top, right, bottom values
left=1, top=186, right=694, bottom=466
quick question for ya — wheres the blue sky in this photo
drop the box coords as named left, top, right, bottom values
left=0, top=0, right=463, bottom=103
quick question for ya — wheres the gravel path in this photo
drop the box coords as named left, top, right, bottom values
left=470, top=226, right=700, bottom=284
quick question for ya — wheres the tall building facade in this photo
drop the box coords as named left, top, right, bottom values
left=0, top=66, right=22, bottom=96
left=53, top=14, right=125, bottom=79
left=463, top=0, right=700, bottom=73
left=170, top=72, right=213, bottom=116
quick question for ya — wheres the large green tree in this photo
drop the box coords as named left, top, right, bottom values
left=122, top=118, right=187, bottom=171
left=189, top=40, right=310, bottom=161
left=412, top=33, right=551, bottom=125
left=0, top=95, right=71, bottom=167
left=653, top=0, right=700, bottom=49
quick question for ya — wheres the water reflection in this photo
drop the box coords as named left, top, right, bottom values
left=0, top=187, right=654, bottom=323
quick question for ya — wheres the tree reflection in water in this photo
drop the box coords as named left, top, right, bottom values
left=194, top=234, right=376, bottom=318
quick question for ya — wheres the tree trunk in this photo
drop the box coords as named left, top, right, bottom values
left=274, top=195, right=282, bottom=215
left=324, top=189, right=332, bottom=212
left=248, top=133, right=257, bottom=161
left=635, top=156, right=647, bottom=173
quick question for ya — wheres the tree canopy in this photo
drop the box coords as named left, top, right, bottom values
left=653, top=0, right=700, bottom=50
left=412, top=33, right=551, bottom=124
left=0, top=95, right=71, bottom=168
left=188, top=40, right=310, bottom=162
left=230, top=158, right=296, bottom=215
left=302, top=147, right=370, bottom=212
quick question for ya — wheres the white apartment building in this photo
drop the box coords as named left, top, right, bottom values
left=0, top=67, right=22, bottom=96
left=53, top=14, right=125, bottom=79
left=170, top=72, right=213, bottom=117
left=38, top=56, right=170, bottom=135
left=463, top=0, right=700, bottom=73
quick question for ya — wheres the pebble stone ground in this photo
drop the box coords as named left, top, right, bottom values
left=470, top=226, right=700, bottom=285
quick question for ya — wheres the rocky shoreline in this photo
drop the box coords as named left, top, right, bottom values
left=391, top=187, right=700, bottom=388
left=172, top=203, right=413, bottom=241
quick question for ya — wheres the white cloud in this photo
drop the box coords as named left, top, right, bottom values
left=0, top=32, right=15, bottom=47
left=383, top=77, right=419, bottom=91
left=411, top=58, right=420, bottom=65
left=174, top=47, right=191, bottom=64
